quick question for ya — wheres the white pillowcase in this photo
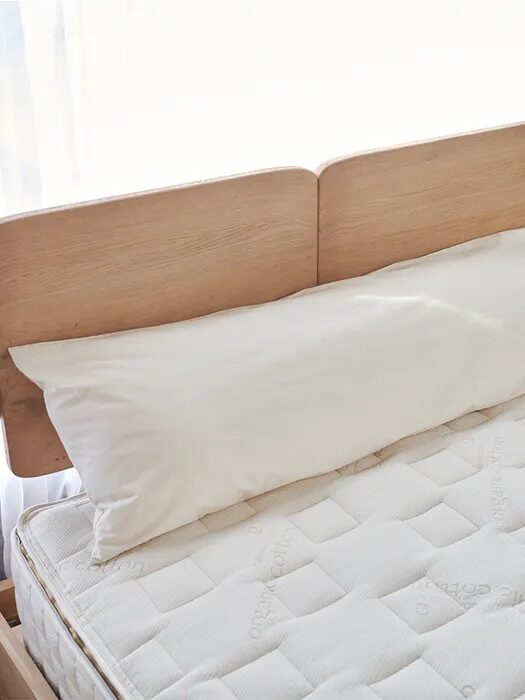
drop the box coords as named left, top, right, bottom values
left=10, top=227, right=525, bottom=562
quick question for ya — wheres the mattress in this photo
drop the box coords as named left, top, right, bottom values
left=12, top=395, right=525, bottom=700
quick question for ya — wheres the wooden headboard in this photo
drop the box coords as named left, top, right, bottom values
left=318, top=123, right=525, bottom=282
left=0, top=169, right=317, bottom=476
left=3, top=124, right=525, bottom=478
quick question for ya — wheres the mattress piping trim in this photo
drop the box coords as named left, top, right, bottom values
left=14, top=530, right=121, bottom=699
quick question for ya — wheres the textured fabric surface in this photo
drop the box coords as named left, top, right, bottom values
left=12, top=549, right=113, bottom=699
left=13, top=395, right=525, bottom=699
left=0, top=465, right=82, bottom=579
left=10, top=227, right=525, bottom=563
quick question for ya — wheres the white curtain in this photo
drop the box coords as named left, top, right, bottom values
left=3, top=0, right=525, bottom=218
left=1, top=0, right=525, bottom=576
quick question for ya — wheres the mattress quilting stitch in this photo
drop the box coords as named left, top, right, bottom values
left=13, top=395, right=525, bottom=699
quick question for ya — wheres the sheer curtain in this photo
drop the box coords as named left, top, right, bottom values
left=3, top=0, right=524, bottom=219
left=1, top=0, right=524, bottom=576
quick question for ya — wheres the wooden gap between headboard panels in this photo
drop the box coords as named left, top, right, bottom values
left=1, top=122, right=525, bottom=477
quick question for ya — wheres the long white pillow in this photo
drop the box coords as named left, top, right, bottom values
left=10, top=227, right=525, bottom=562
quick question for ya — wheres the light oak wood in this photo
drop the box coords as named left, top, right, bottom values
left=0, top=616, right=57, bottom=699
left=318, top=123, right=525, bottom=283
left=4, top=124, right=525, bottom=480
left=0, top=579, right=17, bottom=625
left=12, top=625, right=23, bottom=643
left=0, top=168, right=317, bottom=477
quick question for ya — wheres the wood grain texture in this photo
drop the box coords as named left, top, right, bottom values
left=318, top=123, right=525, bottom=283
left=0, top=580, right=17, bottom=625
left=0, top=168, right=317, bottom=477
left=0, top=617, right=57, bottom=699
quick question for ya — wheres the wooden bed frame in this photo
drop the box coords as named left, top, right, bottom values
left=1, top=123, right=525, bottom=698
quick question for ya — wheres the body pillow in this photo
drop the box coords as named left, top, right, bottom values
left=11, top=227, right=525, bottom=563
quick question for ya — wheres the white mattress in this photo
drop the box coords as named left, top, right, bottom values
left=12, top=395, right=525, bottom=700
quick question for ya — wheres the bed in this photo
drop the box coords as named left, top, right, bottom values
left=1, top=123, right=525, bottom=699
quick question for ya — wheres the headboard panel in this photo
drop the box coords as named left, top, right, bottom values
left=318, top=124, right=525, bottom=283
left=4, top=125, right=525, bottom=479
left=0, top=168, right=317, bottom=477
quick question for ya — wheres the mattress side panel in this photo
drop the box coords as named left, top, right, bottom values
left=11, top=542, right=116, bottom=700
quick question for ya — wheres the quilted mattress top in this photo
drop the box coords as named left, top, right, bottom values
left=15, top=395, right=525, bottom=700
